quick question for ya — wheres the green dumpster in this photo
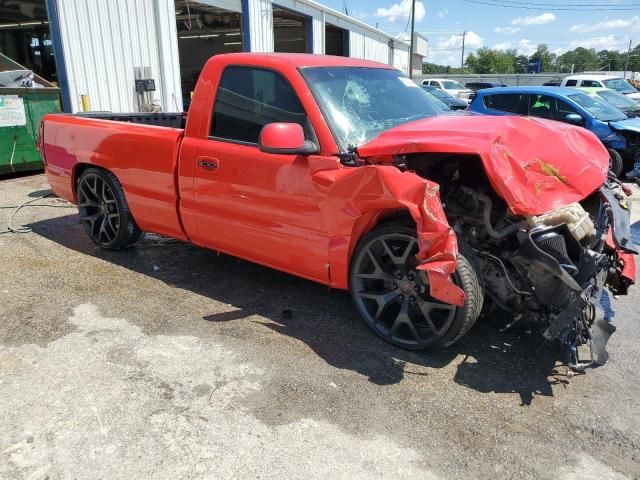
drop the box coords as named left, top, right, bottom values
left=0, top=53, right=61, bottom=175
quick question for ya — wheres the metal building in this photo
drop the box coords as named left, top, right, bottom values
left=0, top=0, right=412, bottom=113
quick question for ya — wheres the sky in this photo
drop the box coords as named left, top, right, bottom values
left=318, top=0, right=640, bottom=66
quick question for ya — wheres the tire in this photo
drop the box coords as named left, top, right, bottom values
left=77, top=168, right=144, bottom=249
left=349, top=224, right=483, bottom=350
left=607, top=148, right=623, bottom=178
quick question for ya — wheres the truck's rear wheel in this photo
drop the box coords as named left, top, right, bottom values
left=77, top=168, right=143, bottom=249
left=349, top=224, right=483, bottom=350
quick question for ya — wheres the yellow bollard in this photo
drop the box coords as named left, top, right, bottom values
left=80, top=94, right=90, bottom=112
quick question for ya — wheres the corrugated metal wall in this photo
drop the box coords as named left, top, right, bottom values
left=393, top=45, right=408, bottom=73
left=54, top=0, right=182, bottom=113
left=51, top=0, right=409, bottom=113
left=246, top=0, right=274, bottom=52
left=247, top=0, right=410, bottom=72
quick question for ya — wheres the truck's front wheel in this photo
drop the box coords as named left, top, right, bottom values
left=77, top=168, right=143, bottom=249
left=349, top=224, right=483, bottom=350
left=607, top=148, right=623, bottom=177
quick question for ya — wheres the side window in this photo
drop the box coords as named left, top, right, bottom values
left=528, top=94, right=554, bottom=119
left=484, top=93, right=528, bottom=114
left=581, top=80, right=600, bottom=87
left=211, top=66, right=310, bottom=144
left=554, top=99, right=578, bottom=121
left=564, top=79, right=578, bottom=87
left=432, top=81, right=440, bottom=88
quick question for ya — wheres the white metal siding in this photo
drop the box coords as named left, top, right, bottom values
left=349, top=31, right=365, bottom=58
left=393, top=46, right=409, bottom=74
left=53, top=0, right=409, bottom=111
left=154, top=0, right=182, bottom=111
left=246, top=0, right=274, bottom=52
left=364, top=36, right=388, bottom=64
left=55, top=0, right=181, bottom=113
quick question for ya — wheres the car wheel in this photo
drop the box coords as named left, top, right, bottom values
left=607, top=148, right=623, bottom=177
left=77, top=168, right=144, bottom=249
left=349, top=224, right=483, bottom=350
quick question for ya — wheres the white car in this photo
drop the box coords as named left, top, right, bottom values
left=421, top=78, right=474, bottom=103
left=560, top=74, right=640, bottom=100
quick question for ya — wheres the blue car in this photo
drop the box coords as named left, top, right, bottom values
left=468, top=86, right=640, bottom=177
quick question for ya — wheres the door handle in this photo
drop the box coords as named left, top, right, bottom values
left=197, top=157, right=219, bottom=171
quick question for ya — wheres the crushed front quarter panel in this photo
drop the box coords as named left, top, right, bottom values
left=308, top=157, right=465, bottom=306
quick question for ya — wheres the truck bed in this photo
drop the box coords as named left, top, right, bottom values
left=70, top=112, right=186, bottom=129
left=41, top=113, right=186, bottom=240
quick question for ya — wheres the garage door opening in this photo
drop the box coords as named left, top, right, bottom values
left=0, top=0, right=57, bottom=83
left=273, top=7, right=308, bottom=53
left=175, top=0, right=243, bottom=110
left=325, top=24, right=348, bottom=57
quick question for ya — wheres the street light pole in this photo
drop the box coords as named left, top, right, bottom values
left=460, top=30, right=467, bottom=70
left=409, top=0, right=416, bottom=78
left=623, top=39, right=632, bottom=80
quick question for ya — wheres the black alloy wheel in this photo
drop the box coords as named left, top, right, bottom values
left=350, top=224, right=482, bottom=350
left=77, top=168, right=143, bottom=249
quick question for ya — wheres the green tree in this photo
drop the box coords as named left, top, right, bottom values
left=464, top=48, right=516, bottom=74
left=627, top=44, right=640, bottom=72
left=597, top=50, right=624, bottom=71
left=557, top=47, right=599, bottom=73
left=530, top=44, right=556, bottom=72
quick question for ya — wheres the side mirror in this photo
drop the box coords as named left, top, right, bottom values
left=565, top=113, right=584, bottom=124
left=258, top=123, right=318, bottom=155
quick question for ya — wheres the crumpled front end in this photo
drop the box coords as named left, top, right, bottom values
left=351, top=114, right=637, bottom=367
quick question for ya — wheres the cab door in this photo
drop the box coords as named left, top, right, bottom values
left=180, top=66, right=329, bottom=283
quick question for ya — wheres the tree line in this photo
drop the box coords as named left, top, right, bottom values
left=423, top=43, right=640, bottom=75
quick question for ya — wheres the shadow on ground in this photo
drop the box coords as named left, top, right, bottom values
left=29, top=214, right=573, bottom=405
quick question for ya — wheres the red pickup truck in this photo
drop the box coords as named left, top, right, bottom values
left=41, top=53, right=637, bottom=369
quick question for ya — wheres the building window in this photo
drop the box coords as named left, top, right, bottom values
left=273, top=7, right=308, bottom=53
left=0, top=0, right=57, bottom=82
left=325, top=24, right=348, bottom=56
left=175, top=0, right=243, bottom=110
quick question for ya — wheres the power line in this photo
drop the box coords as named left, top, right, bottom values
left=471, top=0, right=640, bottom=5
left=462, top=0, right=640, bottom=10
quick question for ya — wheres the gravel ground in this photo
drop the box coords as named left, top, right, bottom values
left=1, top=173, right=639, bottom=480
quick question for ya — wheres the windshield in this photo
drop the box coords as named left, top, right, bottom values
left=567, top=92, right=628, bottom=121
left=302, top=67, right=440, bottom=149
left=426, top=87, right=453, bottom=99
left=603, top=78, right=638, bottom=94
left=442, top=80, right=465, bottom=90
left=598, top=90, right=640, bottom=111
left=424, top=92, right=453, bottom=112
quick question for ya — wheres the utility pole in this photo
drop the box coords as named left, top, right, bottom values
left=623, top=39, right=632, bottom=80
left=408, top=0, right=416, bottom=78
left=460, top=30, right=467, bottom=70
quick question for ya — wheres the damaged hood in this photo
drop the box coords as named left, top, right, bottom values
left=356, top=115, right=609, bottom=216
left=610, top=117, right=640, bottom=134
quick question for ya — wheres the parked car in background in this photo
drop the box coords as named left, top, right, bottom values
left=421, top=85, right=468, bottom=110
left=578, top=87, right=640, bottom=118
left=560, top=75, right=640, bottom=100
left=464, top=81, right=507, bottom=91
left=39, top=53, right=636, bottom=367
left=468, top=86, right=640, bottom=177
left=542, top=80, right=562, bottom=87
left=420, top=78, right=473, bottom=103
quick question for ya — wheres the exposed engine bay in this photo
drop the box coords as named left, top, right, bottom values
left=405, top=154, right=637, bottom=369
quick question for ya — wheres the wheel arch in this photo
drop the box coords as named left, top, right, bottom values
left=329, top=207, right=415, bottom=289
left=73, top=163, right=110, bottom=201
